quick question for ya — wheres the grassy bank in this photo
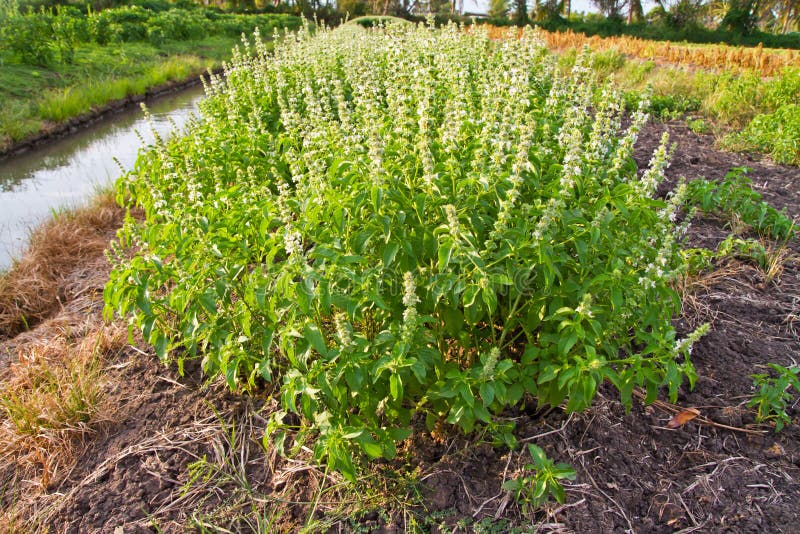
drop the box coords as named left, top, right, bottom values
left=0, top=36, right=238, bottom=150
left=0, top=192, right=125, bottom=337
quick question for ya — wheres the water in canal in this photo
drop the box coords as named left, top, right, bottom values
left=0, top=84, right=205, bottom=271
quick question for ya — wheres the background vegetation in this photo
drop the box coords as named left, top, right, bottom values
left=2, top=0, right=799, bottom=158
left=0, top=0, right=301, bottom=148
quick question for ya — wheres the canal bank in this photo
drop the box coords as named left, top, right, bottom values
left=0, top=68, right=221, bottom=161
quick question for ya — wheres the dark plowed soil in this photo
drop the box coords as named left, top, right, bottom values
left=3, top=120, right=799, bottom=533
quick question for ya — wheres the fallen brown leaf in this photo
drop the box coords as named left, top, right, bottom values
left=667, top=407, right=701, bottom=429
left=767, top=442, right=785, bottom=457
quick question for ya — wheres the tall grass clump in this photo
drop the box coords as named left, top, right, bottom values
left=37, top=56, right=207, bottom=122
left=106, top=23, right=705, bottom=480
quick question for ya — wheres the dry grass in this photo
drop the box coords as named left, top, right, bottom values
left=0, top=191, right=128, bottom=530
left=674, top=262, right=744, bottom=325
left=0, top=192, right=124, bottom=339
left=0, top=323, right=127, bottom=529
left=760, top=245, right=791, bottom=286
left=479, top=25, right=800, bottom=76
left=0, top=325, right=126, bottom=481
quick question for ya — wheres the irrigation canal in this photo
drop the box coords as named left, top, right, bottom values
left=0, top=84, right=205, bottom=271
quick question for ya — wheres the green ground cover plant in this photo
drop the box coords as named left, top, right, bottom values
left=685, top=168, right=796, bottom=240
left=722, top=104, right=800, bottom=165
left=749, top=363, right=800, bottom=431
left=106, top=22, right=706, bottom=483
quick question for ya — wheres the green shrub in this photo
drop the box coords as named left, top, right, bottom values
left=1, top=10, right=56, bottom=66
left=704, top=71, right=763, bottom=126
left=763, top=67, right=800, bottom=109
left=51, top=6, right=88, bottom=63
left=214, top=12, right=303, bottom=38
left=106, top=25, right=705, bottom=481
left=145, top=9, right=210, bottom=42
left=90, top=6, right=150, bottom=44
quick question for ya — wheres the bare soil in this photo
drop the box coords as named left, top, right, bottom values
left=1, top=120, right=799, bottom=533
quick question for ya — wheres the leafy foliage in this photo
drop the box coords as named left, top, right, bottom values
left=685, top=168, right=796, bottom=240
left=749, top=364, right=800, bottom=432
left=722, top=104, right=800, bottom=165
left=0, top=9, right=59, bottom=65
left=106, top=23, right=705, bottom=480
left=0, top=4, right=302, bottom=66
left=503, top=444, right=576, bottom=509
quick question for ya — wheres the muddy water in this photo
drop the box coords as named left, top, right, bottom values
left=0, top=84, right=205, bottom=271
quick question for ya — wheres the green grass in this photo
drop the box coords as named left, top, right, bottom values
left=721, top=104, right=800, bottom=165
left=37, top=56, right=207, bottom=122
left=0, top=37, right=241, bottom=148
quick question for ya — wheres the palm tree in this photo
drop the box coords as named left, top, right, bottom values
left=628, top=0, right=644, bottom=22
left=783, top=0, right=800, bottom=31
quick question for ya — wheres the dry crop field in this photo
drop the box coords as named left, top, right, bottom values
left=484, top=25, right=800, bottom=76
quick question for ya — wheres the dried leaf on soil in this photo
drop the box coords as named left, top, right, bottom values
left=666, top=407, right=701, bottom=429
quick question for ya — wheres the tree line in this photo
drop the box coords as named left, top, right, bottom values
left=3, top=0, right=798, bottom=37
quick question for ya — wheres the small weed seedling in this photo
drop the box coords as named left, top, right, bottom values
left=749, top=363, right=800, bottom=432
left=685, top=168, right=796, bottom=241
left=503, top=444, right=576, bottom=512
left=686, top=117, right=709, bottom=134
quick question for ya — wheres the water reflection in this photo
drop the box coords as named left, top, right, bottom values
left=0, top=84, right=205, bottom=270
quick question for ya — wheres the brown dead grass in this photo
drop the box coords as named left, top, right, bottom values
left=0, top=193, right=124, bottom=339
left=0, top=191, right=129, bottom=531
left=0, top=324, right=126, bottom=492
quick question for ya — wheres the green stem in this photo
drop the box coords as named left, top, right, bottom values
left=305, top=458, right=331, bottom=529
left=498, top=290, right=525, bottom=348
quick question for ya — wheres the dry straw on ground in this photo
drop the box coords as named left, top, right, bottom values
left=0, top=324, right=126, bottom=487
left=0, top=194, right=127, bottom=530
left=0, top=193, right=124, bottom=339
left=481, top=25, right=800, bottom=76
